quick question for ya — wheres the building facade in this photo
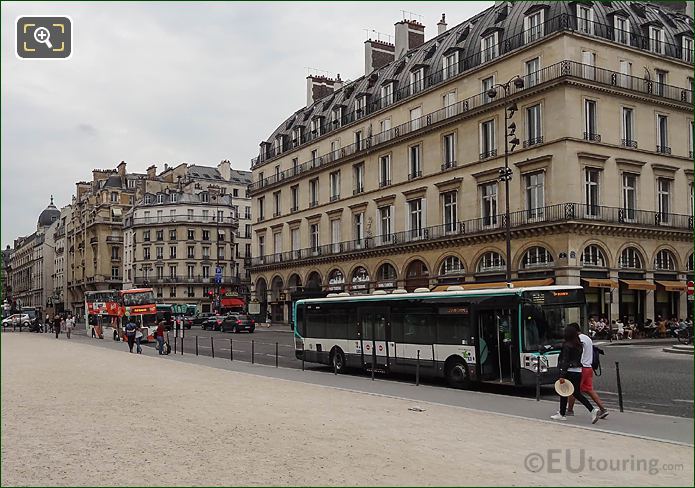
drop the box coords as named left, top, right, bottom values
left=249, top=1, right=694, bottom=325
left=123, top=188, right=239, bottom=312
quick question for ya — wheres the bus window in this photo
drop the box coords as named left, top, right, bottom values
left=391, top=307, right=435, bottom=344
left=295, top=305, right=305, bottom=336
left=522, top=303, right=583, bottom=352
left=325, top=304, right=349, bottom=339
left=362, top=313, right=386, bottom=341
left=436, top=309, right=472, bottom=345
left=306, top=306, right=327, bottom=338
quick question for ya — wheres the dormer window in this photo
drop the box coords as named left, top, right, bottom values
left=481, top=32, right=498, bottom=63
left=144, top=194, right=153, bottom=204
left=310, top=116, right=323, bottom=136
left=380, top=82, right=394, bottom=107
left=613, top=15, right=629, bottom=45
left=201, top=192, right=209, bottom=203
left=331, top=106, right=343, bottom=127
left=170, top=193, right=178, bottom=203
left=443, top=51, right=459, bottom=79
left=355, top=96, right=366, bottom=118
left=649, top=26, right=664, bottom=54
left=410, top=68, right=424, bottom=94
left=292, top=126, right=303, bottom=147
left=273, top=136, right=283, bottom=155
left=577, top=4, right=594, bottom=35
left=156, top=194, right=164, bottom=204
left=682, top=36, right=693, bottom=63
left=524, top=10, right=544, bottom=44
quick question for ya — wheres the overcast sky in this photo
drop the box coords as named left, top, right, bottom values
left=1, top=1, right=492, bottom=248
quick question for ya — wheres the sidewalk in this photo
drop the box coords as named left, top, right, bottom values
left=2, top=334, right=693, bottom=486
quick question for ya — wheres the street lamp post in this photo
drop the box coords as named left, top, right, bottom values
left=487, top=74, right=525, bottom=282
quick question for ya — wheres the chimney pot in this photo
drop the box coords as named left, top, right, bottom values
left=364, top=39, right=395, bottom=75
left=437, top=13, right=447, bottom=35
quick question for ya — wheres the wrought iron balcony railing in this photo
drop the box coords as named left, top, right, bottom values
left=133, top=275, right=242, bottom=285
left=620, top=139, right=638, bottom=149
left=523, top=136, right=544, bottom=148
left=251, top=202, right=692, bottom=267
left=583, top=132, right=601, bottom=142
left=656, top=145, right=672, bottom=155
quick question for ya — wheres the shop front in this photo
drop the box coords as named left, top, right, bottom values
left=349, top=266, right=371, bottom=295
left=618, top=275, right=655, bottom=324
left=654, top=277, right=686, bottom=319
left=580, top=273, right=617, bottom=319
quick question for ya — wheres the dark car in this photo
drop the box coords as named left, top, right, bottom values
left=193, top=313, right=214, bottom=326
left=221, top=314, right=255, bottom=333
left=182, top=316, right=194, bottom=329
left=202, top=315, right=224, bottom=331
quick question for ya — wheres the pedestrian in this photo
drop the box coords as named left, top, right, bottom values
left=54, top=314, right=62, bottom=339
left=155, top=320, right=165, bottom=355
left=566, top=323, right=608, bottom=420
left=45, top=313, right=50, bottom=333
left=124, top=316, right=137, bottom=353
left=135, top=324, right=143, bottom=354
left=65, top=315, right=74, bottom=339
left=551, top=325, right=600, bottom=423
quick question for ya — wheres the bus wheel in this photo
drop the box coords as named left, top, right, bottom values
left=330, top=348, right=346, bottom=374
left=445, top=358, right=471, bottom=389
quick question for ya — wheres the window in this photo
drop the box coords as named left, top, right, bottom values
left=481, top=77, right=496, bottom=106
left=202, top=265, right=210, bottom=279
left=525, top=57, right=540, bottom=88
left=657, top=178, right=671, bottom=221
left=244, top=224, right=250, bottom=238
left=481, top=182, right=498, bottom=227
left=258, top=235, right=265, bottom=257
left=202, top=209, right=209, bottom=221
left=655, top=250, right=675, bottom=271
left=410, top=106, right=422, bottom=131
left=273, top=191, right=281, bottom=216
left=656, top=114, right=669, bottom=153
left=291, top=228, right=300, bottom=253
left=187, top=265, right=195, bottom=279
left=169, top=229, right=177, bottom=241
left=613, top=15, right=629, bottom=45
left=481, top=32, right=498, bottom=62
left=524, top=10, right=543, bottom=44
left=292, top=127, right=303, bottom=146
left=522, top=247, right=553, bottom=269
left=443, top=133, right=456, bottom=168
left=353, top=163, right=365, bottom=194
left=170, top=246, right=177, bottom=259
left=111, top=266, right=119, bottom=279
left=354, top=130, right=363, bottom=150
left=156, top=266, right=164, bottom=279
left=111, top=247, right=119, bottom=260
left=443, top=91, right=457, bottom=118
left=309, top=178, right=319, bottom=207
left=442, top=192, right=457, bottom=233
left=526, top=104, right=541, bottom=145
left=187, top=286, right=195, bottom=298
left=655, top=70, right=667, bottom=97
left=169, top=286, right=176, bottom=298
left=581, top=245, right=606, bottom=267
left=310, top=117, right=322, bottom=136
left=143, top=247, right=151, bottom=260
left=310, top=223, right=320, bottom=252
left=202, top=230, right=210, bottom=241
left=584, top=99, right=597, bottom=140
left=169, top=265, right=177, bottom=279
left=170, top=193, right=178, bottom=203
left=187, top=246, right=194, bottom=259
left=525, top=172, right=545, bottom=218
left=310, top=149, right=319, bottom=167
left=649, top=26, right=664, bottom=55
left=621, top=107, right=635, bottom=146
left=233, top=188, right=239, bottom=198
left=291, top=186, right=299, bottom=211
left=110, top=192, right=118, bottom=203
left=477, top=251, right=505, bottom=273
left=202, top=246, right=210, bottom=259
left=410, top=68, right=424, bottom=94
left=622, top=173, right=637, bottom=221
left=354, top=212, right=364, bottom=243
left=329, top=219, right=341, bottom=253
left=577, top=4, right=593, bottom=35
left=156, top=247, right=163, bottom=260
left=258, top=196, right=265, bottom=220
left=380, top=82, right=393, bottom=106
left=143, top=230, right=150, bottom=242
left=619, top=248, right=642, bottom=269
left=440, top=256, right=464, bottom=276
left=273, top=232, right=282, bottom=255
left=480, top=120, right=496, bottom=159
left=245, top=206, right=251, bottom=219
left=331, top=107, right=343, bottom=128
left=329, top=171, right=340, bottom=201
left=187, top=209, right=194, bottom=221
left=155, top=230, right=163, bottom=242
left=355, top=96, right=366, bottom=116
left=581, top=50, right=595, bottom=80
left=379, top=206, right=392, bottom=242
left=618, top=59, right=631, bottom=88
left=379, top=155, right=391, bottom=187
left=584, top=168, right=600, bottom=216
left=444, top=51, right=459, bottom=79
left=683, top=36, right=693, bottom=63
left=689, top=120, right=694, bottom=158
left=409, top=144, right=421, bottom=179
left=156, top=210, right=163, bottom=222
left=408, top=199, right=424, bottom=237
left=330, top=140, right=340, bottom=160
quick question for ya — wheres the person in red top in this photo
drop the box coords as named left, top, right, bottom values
left=155, top=320, right=166, bottom=355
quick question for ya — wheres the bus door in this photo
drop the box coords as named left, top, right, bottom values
left=475, top=308, right=515, bottom=383
left=359, top=308, right=390, bottom=372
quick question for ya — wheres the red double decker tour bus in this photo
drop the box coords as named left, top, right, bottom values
left=118, top=288, right=158, bottom=341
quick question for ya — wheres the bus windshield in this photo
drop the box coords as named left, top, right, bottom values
left=122, top=291, right=156, bottom=307
left=522, top=303, right=583, bottom=352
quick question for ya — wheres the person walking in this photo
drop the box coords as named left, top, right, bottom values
left=551, top=325, right=600, bottom=423
left=65, top=315, right=74, bottom=339
left=45, top=313, right=50, bottom=333
left=54, top=314, right=62, bottom=339
left=124, top=317, right=137, bottom=353
left=155, top=320, right=165, bottom=355
left=566, top=323, right=608, bottom=419
left=135, top=324, right=143, bottom=354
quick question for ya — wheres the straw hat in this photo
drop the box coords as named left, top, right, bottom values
left=554, top=379, right=574, bottom=397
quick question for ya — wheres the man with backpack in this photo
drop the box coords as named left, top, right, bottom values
left=567, top=322, right=608, bottom=419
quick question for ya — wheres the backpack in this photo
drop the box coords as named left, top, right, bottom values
left=592, top=345, right=604, bottom=376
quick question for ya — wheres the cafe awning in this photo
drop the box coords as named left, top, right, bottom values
left=430, top=278, right=554, bottom=292
left=655, top=280, right=687, bottom=292
left=220, top=297, right=245, bottom=308
left=619, top=279, right=656, bottom=291
left=581, top=278, right=618, bottom=289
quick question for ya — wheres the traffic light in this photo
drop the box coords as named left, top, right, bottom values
left=207, top=291, right=214, bottom=300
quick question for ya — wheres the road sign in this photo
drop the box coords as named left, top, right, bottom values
left=687, top=281, right=694, bottom=296
left=215, top=266, right=222, bottom=275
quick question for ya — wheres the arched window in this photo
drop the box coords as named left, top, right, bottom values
left=477, top=251, right=505, bottom=273
left=328, top=269, right=344, bottom=285
left=377, top=263, right=397, bottom=281
left=521, top=247, right=554, bottom=269
left=688, top=254, right=694, bottom=272
left=654, top=249, right=676, bottom=271
left=619, top=247, right=643, bottom=269
left=440, top=256, right=464, bottom=275
left=352, top=266, right=370, bottom=283
left=581, top=245, right=606, bottom=268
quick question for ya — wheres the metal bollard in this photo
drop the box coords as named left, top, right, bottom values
left=195, top=336, right=198, bottom=356
left=416, top=350, right=420, bottom=386
left=302, top=349, right=305, bottom=371
left=275, top=342, right=279, bottom=368
left=174, top=333, right=177, bottom=354
left=230, top=339, right=233, bottom=361
left=180, top=337, right=184, bottom=355
left=371, top=344, right=376, bottom=381
left=615, top=361, right=624, bottom=412
left=211, top=336, right=214, bottom=358
left=252, top=340, right=255, bottom=364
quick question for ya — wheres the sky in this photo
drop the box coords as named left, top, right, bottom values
left=1, top=1, right=492, bottom=248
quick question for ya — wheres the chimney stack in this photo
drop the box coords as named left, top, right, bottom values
left=146, top=165, right=157, bottom=180
left=306, top=75, right=337, bottom=106
left=437, top=13, right=447, bottom=35
left=117, top=161, right=127, bottom=176
left=364, top=39, right=395, bottom=75
left=217, top=160, right=231, bottom=181
left=394, top=19, right=425, bottom=58
left=333, top=74, right=343, bottom=91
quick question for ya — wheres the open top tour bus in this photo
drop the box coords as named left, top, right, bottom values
left=293, top=285, right=585, bottom=388
left=118, top=288, right=158, bottom=341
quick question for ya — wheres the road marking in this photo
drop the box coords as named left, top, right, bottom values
left=595, top=390, right=619, bottom=396
left=673, top=399, right=694, bottom=404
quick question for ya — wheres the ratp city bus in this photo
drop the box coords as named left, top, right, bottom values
left=293, top=285, right=585, bottom=388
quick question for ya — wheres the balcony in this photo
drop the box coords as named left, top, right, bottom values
left=251, top=13, right=693, bottom=171
left=290, top=206, right=299, bottom=213
left=583, top=132, right=601, bottom=142
left=251, top=202, right=692, bottom=268
left=621, top=139, right=638, bottom=149
left=408, top=170, right=423, bottom=180
left=133, top=275, right=242, bottom=286
left=378, top=180, right=391, bottom=188
left=353, top=186, right=364, bottom=196
left=330, top=195, right=340, bottom=202
left=309, top=201, right=319, bottom=208
left=273, top=212, right=281, bottom=218
left=479, top=150, right=497, bottom=160
left=523, top=136, right=544, bottom=148
left=656, top=145, right=672, bottom=155
left=441, top=161, right=457, bottom=171
left=126, top=215, right=237, bottom=228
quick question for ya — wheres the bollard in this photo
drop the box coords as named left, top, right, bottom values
left=211, top=336, right=215, bottom=358
left=252, top=340, right=255, bottom=364
left=174, top=333, right=177, bottom=354
left=195, top=336, right=198, bottom=356
left=535, top=347, right=542, bottom=402
left=615, top=361, right=624, bottom=412
left=230, top=339, right=233, bottom=361
left=416, top=350, right=420, bottom=386
left=276, top=342, right=279, bottom=368
left=302, top=348, right=305, bottom=371
left=180, top=337, right=184, bottom=355
left=371, top=343, right=376, bottom=381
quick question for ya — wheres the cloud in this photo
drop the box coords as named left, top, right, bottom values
left=1, top=1, right=492, bottom=247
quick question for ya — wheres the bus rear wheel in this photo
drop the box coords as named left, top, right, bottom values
left=330, top=348, right=346, bottom=374
left=445, top=358, right=471, bottom=389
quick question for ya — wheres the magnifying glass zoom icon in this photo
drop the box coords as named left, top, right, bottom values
left=33, top=27, right=53, bottom=49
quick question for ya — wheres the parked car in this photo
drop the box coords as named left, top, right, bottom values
left=202, top=315, right=224, bottom=331
left=221, top=314, right=255, bottom=333
left=193, top=312, right=214, bottom=326
left=182, top=316, right=194, bottom=329
left=2, top=313, right=31, bottom=329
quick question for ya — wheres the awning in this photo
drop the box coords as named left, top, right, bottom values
left=111, top=207, right=122, bottom=217
left=221, top=297, right=245, bottom=308
left=620, top=279, right=656, bottom=291
left=431, top=278, right=554, bottom=292
left=655, top=280, right=687, bottom=292
left=581, top=278, right=618, bottom=289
